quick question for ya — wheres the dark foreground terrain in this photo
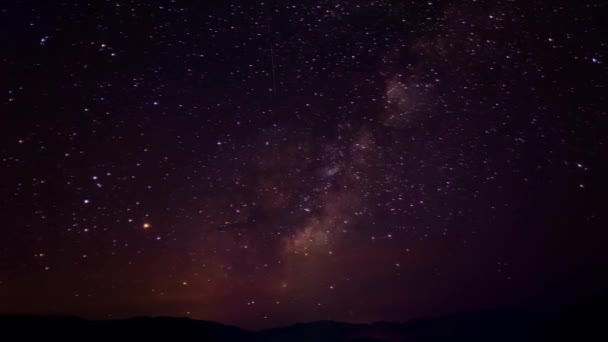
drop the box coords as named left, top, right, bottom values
left=1, top=295, right=605, bottom=342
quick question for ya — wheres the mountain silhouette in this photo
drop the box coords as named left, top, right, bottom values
left=1, top=298, right=606, bottom=342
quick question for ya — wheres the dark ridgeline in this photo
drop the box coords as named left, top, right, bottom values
left=1, top=294, right=606, bottom=342
left=0, top=316, right=253, bottom=342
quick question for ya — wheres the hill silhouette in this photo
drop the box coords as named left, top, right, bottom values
left=1, top=296, right=606, bottom=342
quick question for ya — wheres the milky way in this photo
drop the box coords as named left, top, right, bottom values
left=1, top=0, right=607, bottom=328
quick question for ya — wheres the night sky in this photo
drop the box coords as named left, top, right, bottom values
left=1, top=0, right=607, bottom=329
